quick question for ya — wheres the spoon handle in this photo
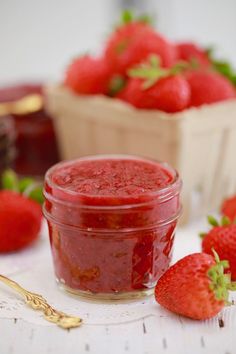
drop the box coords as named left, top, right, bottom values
left=0, top=274, right=82, bottom=329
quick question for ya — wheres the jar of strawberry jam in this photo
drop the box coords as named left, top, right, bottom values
left=43, top=155, right=182, bottom=300
left=0, top=84, right=59, bottom=177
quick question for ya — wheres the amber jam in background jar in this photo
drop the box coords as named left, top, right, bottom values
left=43, top=155, right=182, bottom=300
left=0, top=84, right=59, bottom=177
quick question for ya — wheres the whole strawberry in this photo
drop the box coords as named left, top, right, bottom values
left=186, top=69, right=236, bottom=107
left=176, top=42, right=210, bottom=67
left=64, top=55, right=111, bottom=95
left=155, top=252, right=235, bottom=320
left=221, top=195, right=236, bottom=222
left=0, top=170, right=42, bottom=252
left=105, top=12, right=177, bottom=75
left=118, top=56, right=190, bottom=112
left=201, top=216, right=236, bottom=280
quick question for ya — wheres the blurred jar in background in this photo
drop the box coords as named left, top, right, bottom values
left=0, top=84, right=60, bottom=178
left=0, top=116, right=15, bottom=182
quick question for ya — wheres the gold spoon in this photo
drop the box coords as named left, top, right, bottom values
left=0, top=274, right=82, bottom=329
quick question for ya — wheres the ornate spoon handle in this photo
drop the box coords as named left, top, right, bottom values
left=0, top=274, right=82, bottom=329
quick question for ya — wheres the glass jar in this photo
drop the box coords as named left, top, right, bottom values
left=0, top=117, right=15, bottom=183
left=43, top=155, right=182, bottom=300
left=0, top=84, right=60, bottom=178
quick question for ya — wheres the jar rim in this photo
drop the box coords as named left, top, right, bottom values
left=44, top=154, right=182, bottom=209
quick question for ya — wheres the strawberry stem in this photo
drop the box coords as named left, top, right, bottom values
left=1, top=169, right=43, bottom=205
left=121, top=9, right=134, bottom=24
left=120, top=10, right=153, bottom=26
left=221, top=215, right=231, bottom=226
left=19, top=177, right=34, bottom=193
left=199, top=232, right=207, bottom=239
left=128, top=55, right=168, bottom=90
left=208, top=249, right=235, bottom=303
left=128, top=55, right=195, bottom=90
left=108, top=75, right=126, bottom=96
left=23, top=182, right=44, bottom=205
left=207, top=215, right=219, bottom=227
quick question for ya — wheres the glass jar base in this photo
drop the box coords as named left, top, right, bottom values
left=56, top=279, right=154, bottom=301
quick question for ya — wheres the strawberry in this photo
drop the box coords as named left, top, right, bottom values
left=117, top=56, right=190, bottom=112
left=201, top=216, right=236, bottom=280
left=64, top=55, right=111, bottom=95
left=0, top=190, right=42, bottom=252
left=155, top=252, right=236, bottom=320
left=176, top=42, right=210, bottom=67
left=0, top=170, right=42, bottom=252
left=206, top=47, right=236, bottom=86
left=221, top=195, right=236, bottom=222
left=186, top=69, right=236, bottom=107
left=105, top=12, right=177, bottom=76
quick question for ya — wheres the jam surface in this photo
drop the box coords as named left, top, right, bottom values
left=44, top=156, right=181, bottom=297
left=51, top=158, right=174, bottom=197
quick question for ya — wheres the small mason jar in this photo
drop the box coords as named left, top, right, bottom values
left=0, top=84, right=59, bottom=177
left=43, top=155, right=182, bottom=300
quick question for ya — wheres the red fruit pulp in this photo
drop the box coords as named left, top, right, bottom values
left=44, top=156, right=181, bottom=296
left=51, top=158, right=173, bottom=197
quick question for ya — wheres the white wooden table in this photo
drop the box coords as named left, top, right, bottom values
left=0, top=218, right=235, bottom=354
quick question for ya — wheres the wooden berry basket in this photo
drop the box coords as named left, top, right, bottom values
left=46, top=85, right=236, bottom=223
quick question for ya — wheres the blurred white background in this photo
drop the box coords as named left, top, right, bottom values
left=0, top=0, right=236, bottom=84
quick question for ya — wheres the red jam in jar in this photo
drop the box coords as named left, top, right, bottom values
left=0, top=117, right=15, bottom=183
left=0, top=84, right=59, bottom=177
left=43, top=155, right=182, bottom=300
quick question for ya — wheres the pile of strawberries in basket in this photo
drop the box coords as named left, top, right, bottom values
left=64, top=11, right=236, bottom=113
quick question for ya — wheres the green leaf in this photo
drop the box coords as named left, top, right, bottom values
left=128, top=55, right=168, bottom=90
left=199, top=232, right=207, bottom=239
left=23, top=183, right=44, bottom=205
left=207, top=249, right=232, bottom=303
left=137, top=13, right=153, bottom=25
left=121, top=9, right=134, bottom=24
left=205, top=46, right=215, bottom=58
left=213, top=60, right=236, bottom=85
left=207, top=47, right=236, bottom=86
left=228, top=282, right=236, bottom=291
left=170, top=61, right=190, bottom=75
left=120, top=10, right=153, bottom=26
left=1, top=169, right=44, bottom=205
left=18, top=177, right=35, bottom=193
left=221, top=215, right=231, bottom=226
left=108, top=75, right=126, bottom=96
left=28, top=186, right=44, bottom=205
left=2, top=169, right=19, bottom=192
left=207, top=215, right=219, bottom=227
left=149, top=55, right=160, bottom=67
